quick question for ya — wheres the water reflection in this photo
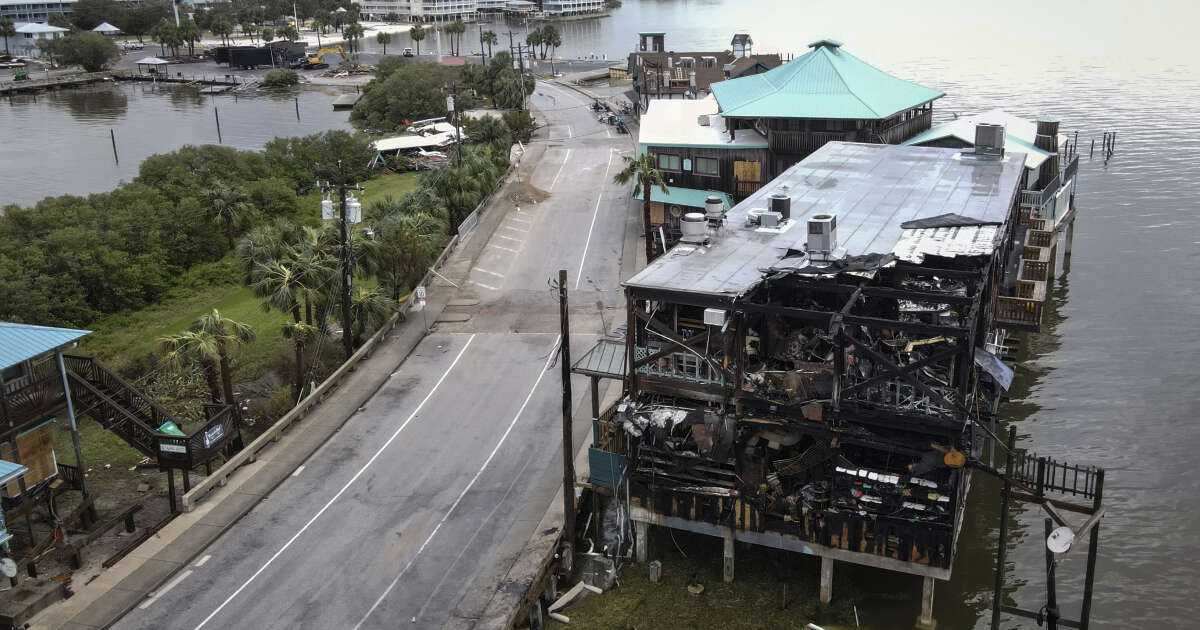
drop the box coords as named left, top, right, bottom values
left=51, top=85, right=129, bottom=120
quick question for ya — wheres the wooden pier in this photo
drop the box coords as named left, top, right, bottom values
left=0, top=70, right=244, bottom=96
left=332, top=92, right=361, bottom=110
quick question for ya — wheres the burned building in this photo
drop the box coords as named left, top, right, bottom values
left=585, top=139, right=1036, bottom=624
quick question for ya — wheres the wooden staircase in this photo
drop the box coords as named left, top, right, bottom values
left=62, top=356, right=237, bottom=470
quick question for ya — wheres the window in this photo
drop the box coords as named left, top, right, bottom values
left=1, top=362, right=26, bottom=388
left=656, top=153, right=680, bottom=171
left=694, top=157, right=719, bottom=176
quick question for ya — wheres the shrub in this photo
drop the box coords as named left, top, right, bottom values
left=263, top=68, right=299, bottom=88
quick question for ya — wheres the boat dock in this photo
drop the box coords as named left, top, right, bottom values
left=332, top=92, right=360, bottom=110
left=0, top=71, right=245, bottom=96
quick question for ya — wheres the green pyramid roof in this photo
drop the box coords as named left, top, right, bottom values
left=711, top=39, right=943, bottom=120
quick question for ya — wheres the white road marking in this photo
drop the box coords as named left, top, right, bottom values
left=194, top=555, right=212, bottom=568
left=139, top=570, right=193, bottom=610
left=475, top=268, right=505, bottom=278
left=351, top=335, right=562, bottom=630
left=190, top=335, right=479, bottom=630
left=575, top=147, right=616, bottom=290
left=501, top=224, right=530, bottom=234
left=487, top=244, right=519, bottom=253
left=291, top=465, right=305, bottom=477
left=605, top=127, right=612, bottom=139
left=548, top=148, right=572, bottom=192
left=495, top=234, right=522, bottom=243
left=567, top=124, right=574, bottom=139
left=508, top=215, right=533, bottom=225
left=470, top=280, right=501, bottom=291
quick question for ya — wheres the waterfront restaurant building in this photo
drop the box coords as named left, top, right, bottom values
left=581, top=140, right=1029, bottom=626
left=637, top=39, right=943, bottom=203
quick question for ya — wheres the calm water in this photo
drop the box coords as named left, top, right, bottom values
left=5, top=1, right=1200, bottom=626
left=0, top=84, right=351, bottom=206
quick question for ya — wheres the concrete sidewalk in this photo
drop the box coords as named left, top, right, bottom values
left=29, top=152, right=544, bottom=630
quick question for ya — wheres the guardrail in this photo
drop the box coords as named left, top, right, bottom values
left=178, top=156, right=521, bottom=510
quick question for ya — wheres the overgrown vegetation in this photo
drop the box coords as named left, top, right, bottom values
left=38, top=32, right=120, bottom=72
left=350, top=53, right=535, bottom=133
left=264, top=68, right=300, bottom=88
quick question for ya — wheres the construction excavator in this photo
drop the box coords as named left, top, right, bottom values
left=293, top=45, right=347, bottom=70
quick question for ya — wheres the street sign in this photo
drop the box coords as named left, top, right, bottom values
left=203, top=423, right=225, bottom=448
left=414, top=285, right=427, bottom=311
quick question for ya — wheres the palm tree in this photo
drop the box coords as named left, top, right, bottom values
left=179, top=20, right=202, bottom=56
left=252, top=258, right=305, bottom=324
left=1, top=18, right=16, bottom=55
left=159, top=329, right=224, bottom=404
left=281, top=321, right=318, bottom=400
left=371, top=203, right=446, bottom=299
left=278, top=24, right=299, bottom=42
left=481, top=30, right=497, bottom=59
left=237, top=219, right=302, bottom=283
left=309, top=19, right=322, bottom=47
left=193, top=309, right=256, bottom=424
left=409, top=24, right=425, bottom=55
left=261, top=27, right=274, bottom=43
left=613, top=154, right=669, bottom=263
left=344, top=22, right=365, bottom=55
left=348, top=286, right=394, bottom=346
left=204, top=181, right=254, bottom=251
left=446, top=20, right=465, bottom=56
left=375, top=30, right=391, bottom=56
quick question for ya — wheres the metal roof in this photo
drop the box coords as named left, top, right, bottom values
left=134, top=56, right=171, bottom=65
left=624, top=142, right=1025, bottom=300
left=635, top=186, right=734, bottom=211
left=892, top=225, right=1002, bottom=264
left=92, top=22, right=121, bottom=32
left=0, top=322, right=90, bottom=370
left=638, top=96, right=767, bottom=150
left=0, top=459, right=28, bottom=487
left=15, top=22, right=68, bottom=34
left=710, top=40, right=944, bottom=120
left=903, top=109, right=1068, bottom=170
left=571, top=339, right=627, bottom=379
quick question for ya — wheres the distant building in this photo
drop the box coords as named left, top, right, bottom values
left=628, top=31, right=782, bottom=103
left=0, top=0, right=75, bottom=24
left=541, top=0, right=603, bottom=16
left=13, top=22, right=69, bottom=57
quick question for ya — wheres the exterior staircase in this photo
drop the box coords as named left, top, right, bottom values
left=0, top=355, right=236, bottom=471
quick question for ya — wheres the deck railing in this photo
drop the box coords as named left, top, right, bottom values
left=994, top=295, right=1044, bottom=329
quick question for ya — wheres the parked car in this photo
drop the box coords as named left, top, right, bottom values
left=403, top=47, right=414, bottom=57
left=121, top=41, right=145, bottom=51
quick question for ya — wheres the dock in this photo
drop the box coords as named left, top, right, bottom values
left=0, top=70, right=245, bottom=96
left=332, top=92, right=360, bottom=110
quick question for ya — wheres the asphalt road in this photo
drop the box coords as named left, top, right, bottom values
left=110, top=82, right=632, bottom=630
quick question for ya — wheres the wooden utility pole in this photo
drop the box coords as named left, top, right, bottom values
left=557, top=269, right=576, bottom=559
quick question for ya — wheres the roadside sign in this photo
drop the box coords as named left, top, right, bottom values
left=414, top=285, right=427, bottom=311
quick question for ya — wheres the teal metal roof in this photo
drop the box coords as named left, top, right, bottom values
left=710, top=40, right=944, bottom=120
left=0, top=459, right=28, bottom=487
left=903, top=109, right=1066, bottom=170
left=572, top=338, right=627, bottom=379
left=635, top=187, right=734, bottom=210
left=0, top=322, right=90, bottom=370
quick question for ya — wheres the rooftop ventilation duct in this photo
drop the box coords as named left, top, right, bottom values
left=679, top=212, right=708, bottom=244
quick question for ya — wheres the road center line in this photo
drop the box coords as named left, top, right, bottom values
left=139, top=570, right=193, bottom=610
left=191, top=335, right=478, bottom=630
left=575, top=147, right=616, bottom=290
left=351, top=335, right=562, bottom=630
left=549, top=148, right=572, bottom=192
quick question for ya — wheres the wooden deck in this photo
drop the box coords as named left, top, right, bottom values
left=0, top=70, right=244, bottom=96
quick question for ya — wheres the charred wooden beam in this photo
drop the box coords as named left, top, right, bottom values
left=892, top=262, right=984, bottom=279
left=842, top=314, right=969, bottom=338
left=841, top=347, right=961, bottom=398
left=839, top=330, right=968, bottom=419
left=860, top=286, right=974, bottom=305
left=739, top=302, right=834, bottom=326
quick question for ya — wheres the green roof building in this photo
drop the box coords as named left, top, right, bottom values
left=708, top=39, right=944, bottom=188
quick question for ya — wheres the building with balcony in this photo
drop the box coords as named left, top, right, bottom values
left=10, top=21, right=67, bottom=57
left=541, top=0, right=602, bottom=16
left=0, top=0, right=74, bottom=24
left=410, top=0, right=477, bottom=22
left=628, top=31, right=782, bottom=103
left=904, top=111, right=1080, bottom=331
left=580, top=140, right=1036, bottom=625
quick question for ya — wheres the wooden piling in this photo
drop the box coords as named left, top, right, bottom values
left=110, top=128, right=118, bottom=164
left=214, top=106, right=223, bottom=143
left=295, top=96, right=300, bottom=121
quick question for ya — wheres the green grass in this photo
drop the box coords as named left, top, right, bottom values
left=298, top=170, right=421, bottom=213
left=80, top=284, right=292, bottom=380
left=549, top=528, right=859, bottom=630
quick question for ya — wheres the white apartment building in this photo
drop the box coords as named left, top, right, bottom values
left=541, top=0, right=602, bottom=16
left=0, top=0, right=75, bottom=23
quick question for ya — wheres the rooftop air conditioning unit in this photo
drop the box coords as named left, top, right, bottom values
left=760, top=211, right=781, bottom=228
left=808, top=214, right=837, bottom=253
left=697, top=114, right=710, bottom=126
left=705, top=195, right=725, bottom=223
left=974, top=123, right=1005, bottom=158
left=679, top=212, right=708, bottom=244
